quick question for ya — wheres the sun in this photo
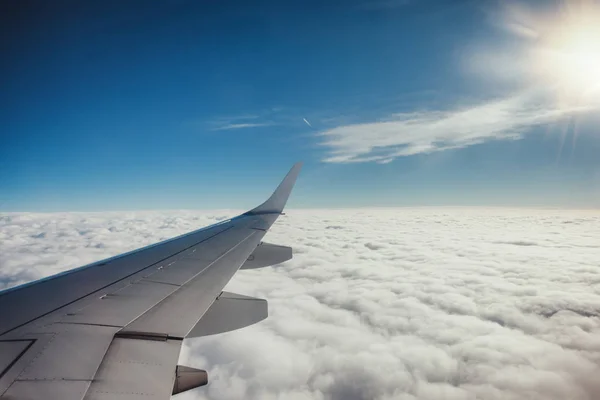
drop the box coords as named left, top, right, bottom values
left=533, top=3, right=600, bottom=105
left=541, top=26, right=600, bottom=97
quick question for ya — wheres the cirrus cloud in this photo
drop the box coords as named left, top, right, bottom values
left=317, top=92, right=594, bottom=164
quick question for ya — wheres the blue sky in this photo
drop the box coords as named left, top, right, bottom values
left=2, top=0, right=600, bottom=211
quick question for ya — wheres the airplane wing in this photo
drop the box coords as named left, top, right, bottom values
left=0, top=162, right=302, bottom=400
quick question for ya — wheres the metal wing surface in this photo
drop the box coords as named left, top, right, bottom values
left=0, top=162, right=302, bottom=400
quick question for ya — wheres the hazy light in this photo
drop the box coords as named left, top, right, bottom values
left=533, top=3, right=600, bottom=105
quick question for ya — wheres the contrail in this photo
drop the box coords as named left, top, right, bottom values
left=303, top=118, right=313, bottom=128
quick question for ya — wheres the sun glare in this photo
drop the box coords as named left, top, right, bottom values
left=534, top=4, right=600, bottom=104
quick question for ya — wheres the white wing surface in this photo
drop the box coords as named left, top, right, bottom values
left=0, top=162, right=302, bottom=400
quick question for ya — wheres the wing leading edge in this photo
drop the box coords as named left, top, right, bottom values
left=0, top=162, right=302, bottom=400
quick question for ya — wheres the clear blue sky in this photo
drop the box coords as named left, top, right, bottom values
left=2, top=0, right=600, bottom=211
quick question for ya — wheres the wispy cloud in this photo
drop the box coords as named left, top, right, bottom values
left=492, top=2, right=543, bottom=39
left=211, top=122, right=274, bottom=131
left=204, top=110, right=285, bottom=131
left=206, top=108, right=319, bottom=132
left=318, top=91, right=594, bottom=164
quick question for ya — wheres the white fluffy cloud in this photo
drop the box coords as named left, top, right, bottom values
left=1, top=209, right=600, bottom=400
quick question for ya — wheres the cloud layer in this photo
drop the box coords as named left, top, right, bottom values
left=2, top=209, right=600, bottom=399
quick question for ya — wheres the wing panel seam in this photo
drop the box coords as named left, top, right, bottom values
left=0, top=226, right=234, bottom=337
left=0, top=340, right=35, bottom=380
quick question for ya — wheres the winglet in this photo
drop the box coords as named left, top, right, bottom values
left=245, top=162, right=303, bottom=215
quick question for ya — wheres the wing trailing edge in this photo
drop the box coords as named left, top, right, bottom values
left=187, top=292, right=268, bottom=338
left=172, top=366, right=208, bottom=395
left=241, top=242, right=292, bottom=269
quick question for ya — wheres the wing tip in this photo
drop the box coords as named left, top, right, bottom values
left=246, top=162, right=303, bottom=215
